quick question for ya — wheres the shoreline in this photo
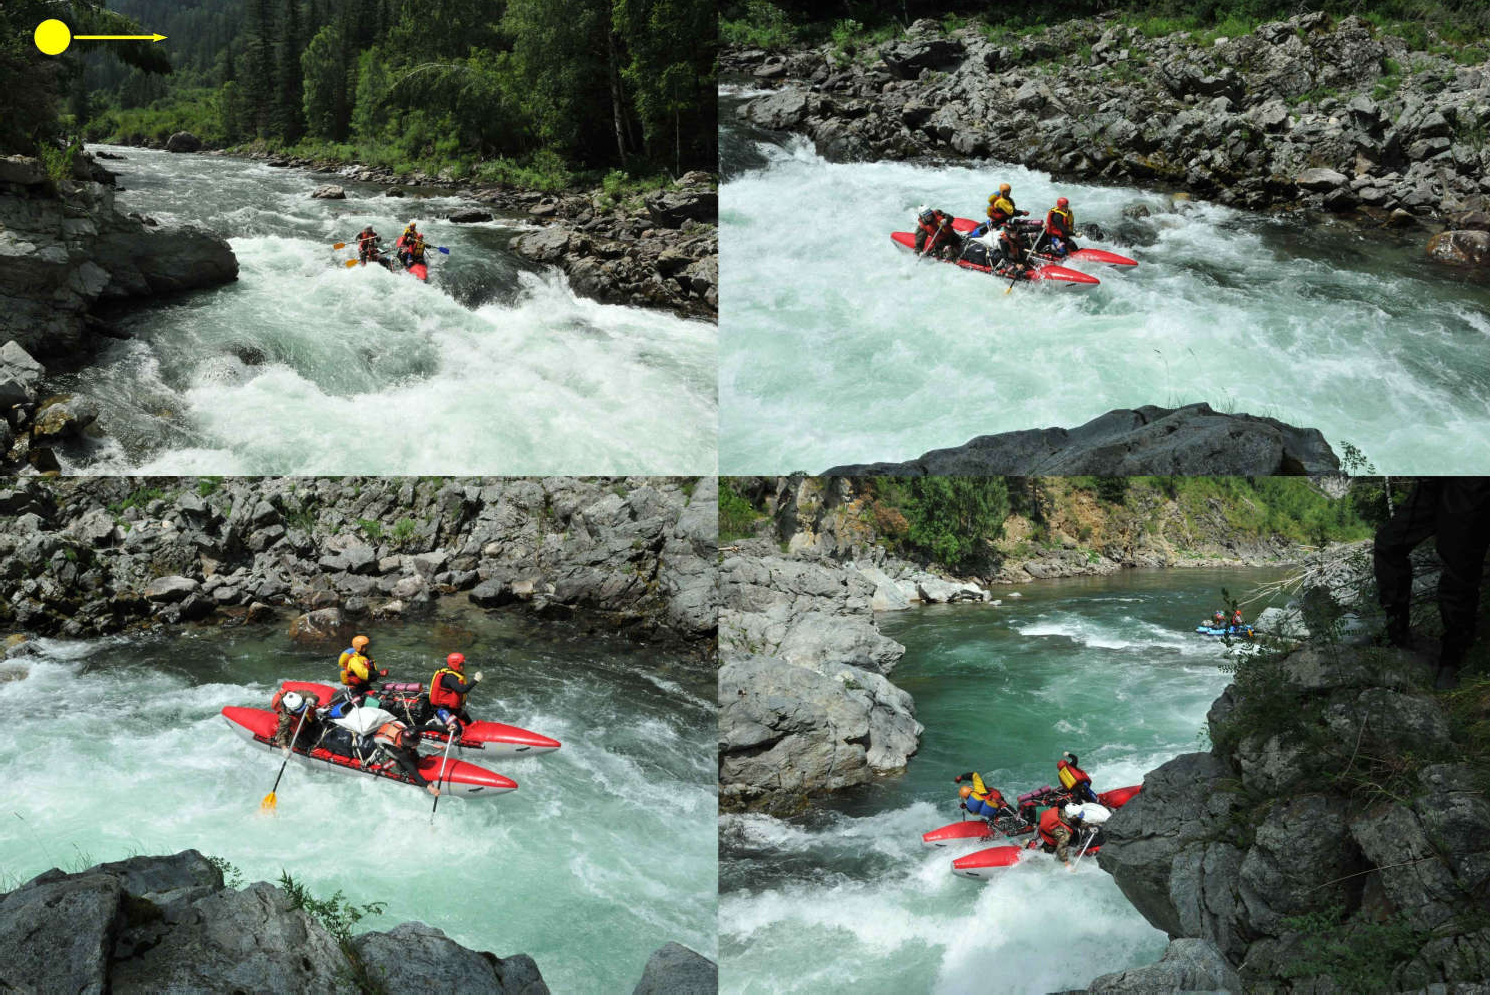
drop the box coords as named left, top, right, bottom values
left=723, top=11, right=1490, bottom=265
left=96, top=139, right=718, bottom=322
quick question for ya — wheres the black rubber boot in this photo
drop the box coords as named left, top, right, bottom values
left=1384, top=610, right=1412, bottom=649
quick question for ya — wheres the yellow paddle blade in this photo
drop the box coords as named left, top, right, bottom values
left=332, top=242, right=347, bottom=249
left=259, top=791, right=278, bottom=812
left=345, top=259, right=359, bottom=268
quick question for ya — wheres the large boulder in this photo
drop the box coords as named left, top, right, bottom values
left=165, top=131, right=202, bottom=153
left=879, top=36, right=964, bottom=79
left=740, top=89, right=818, bottom=131
left=0, top=870, right=122, bottom=994
left=448, top=208, right=493, bottom=223
left=1426, top=229, right=1490, bottom=267
left=144, top=575, right=201, bottom=602
left=310, top=184, right=346, bottom=200
left=631, top=942, right=716, bottom=994
left=644, top=189, right=716, bottom=229
left=352, top=921, right=549, bottom=994
left=92, top=218, right=238, bottom=301
left=1085, top=938, right=1243, bottom=993
left=822, top=404, right=1339, bottom=476
left=719, top=653, right=922, bottom=807
left=287, top=606, right=353, bottom=645
left=1296, top=166, right=1348, bottom=192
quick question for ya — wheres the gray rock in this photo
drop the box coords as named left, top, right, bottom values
left=632, top=942, right=716, bottom=995
left=1085, top=938, right=1242, bottom=992
left=144, top=575, right=200, bottom=602
left=353, top=921, right=549, bottom=994
left=880, top=36, right=964, bottom=79
left=823, top=404, right=1339, bottom=476
left=311, top=184, right=346, bottom=199
left=644, top=189, right=716, bottom=229
left=741, top=89, right=817, bottom=131
left=0, top=870, right=121, bottom=994
left=447, top=208, right=494, bottom=223
left=1297, top=166, right=1349, bottom=192
left=1427, top=229, right=1490, bottom=267
left=287, top=606, right=352, bottom=645
left=165, top=131, right=202, bottom=153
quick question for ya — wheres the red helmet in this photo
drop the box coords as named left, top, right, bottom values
left=446, top=652, right=465, bottom=670
left=1056, top=197, right=1069, bottom=208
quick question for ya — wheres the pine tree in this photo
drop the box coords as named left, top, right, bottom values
left=277, top=0, right=305, bottom=141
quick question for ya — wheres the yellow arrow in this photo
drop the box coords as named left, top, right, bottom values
left=34, top=19, right=166, bottom=56
left=76, top=33, right=167, bottom=42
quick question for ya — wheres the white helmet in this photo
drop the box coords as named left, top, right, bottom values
left=1064, top=803, right=1083, bottom=820
left=282, top=691, right=304, bottom=712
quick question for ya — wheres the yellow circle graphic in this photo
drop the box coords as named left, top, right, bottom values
left=34, top=19, right=72, bottom=55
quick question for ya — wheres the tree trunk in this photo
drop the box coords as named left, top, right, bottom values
left=606, top=30, right=627, bottom=165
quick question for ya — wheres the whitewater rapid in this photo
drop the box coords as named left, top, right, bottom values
left=61, top=146, right=716, bottom=474
left=719, top=120, right=1490, bottom=474
left=0, top=615, right=716, bottom=991
left=719, top=567, right=1286, bottom=993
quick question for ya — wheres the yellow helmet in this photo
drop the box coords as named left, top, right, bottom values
left=351, top=634, right=370, bottom=651
left=999, top=183, right=1012, bottom=195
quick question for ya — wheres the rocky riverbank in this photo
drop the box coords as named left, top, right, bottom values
left=0, top=153, right=236, bottom=356
left=1087, top=535, right=1490, bottom=991
left=728, top=12, right=1490, bottom=266
left=0, top=476, right=716, bottom=653
left=0, top=850, right=715, bottom=993
left=718, top=475, right=1321, bottom=812
left=821, top=403, right=1341, bottom=476
left=161, top=140, right=718, bottom=320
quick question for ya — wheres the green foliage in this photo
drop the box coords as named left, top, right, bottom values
left=205, top=855, right=244, bottom=889
left=277, top=871, right=385, bottom=943
left=391, top=518, right=417, bottom=543
left=1093, top=476, right=1129, bottom=505
left=721, top=2, right=799, bottom=49
left=108, top=486, right=166, bottom=516
left=356, top=518, right=383, bottom=542
left=35, top=141, right=79, bottom=190
left=719, top=480, right=765, bottom=543
left=872, top=478, right=1010, bottom=570
left=1212, top=642, right=1318, bottom=754
left=197, top=476, right=223, bottom=497
left=1280, top=904, right=1430, bottom=990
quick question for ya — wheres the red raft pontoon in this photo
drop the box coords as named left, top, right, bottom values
left=890, top=231, right=1100, bottom=286
left=949, top=217, right=1138, bottom=268
left=926, top=783, right=1143, bottom=879
left=280, top=681, right=562, bottom=759
left=221, top=706, right=516, bottom=797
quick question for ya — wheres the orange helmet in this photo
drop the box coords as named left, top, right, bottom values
left=999, top=183, right=1012, bottom=195
left=959, top=785, right=973, bottom=800
left=351, top=635, right=370, bottom=651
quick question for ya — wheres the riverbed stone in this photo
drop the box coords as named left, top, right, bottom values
left=352, top=921, right=549, bottom=994
left=632, top=942, right=717, bottom=994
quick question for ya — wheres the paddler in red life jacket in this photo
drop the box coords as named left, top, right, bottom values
left=1057, top=751, right=1100, bottom=804
left=992, top=224, right=1030, bottom=276
left=371, top=719, right=440, bottom=795
left=913, top=205, right=943, bottom=253
left=427, top=652, right=483, bottom=730
left=954, top=772, right=1017, bottom=822
left=1035, top=197, right=1078, bottom=256
left=406, top=233, right=429, bottom=269
left=337, top=635, right=388, bottom=705
left=1035, top=804, right=1077, bottom=864
left=355, top=225, right=381, bottom=264
left=269, top=689, right=320, bottom=748
left=1231, top=608, right=1244, bottom=628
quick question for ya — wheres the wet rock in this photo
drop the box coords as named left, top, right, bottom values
left=1297, top=166, right=1349, bottom=192
left=287, top=606, right=352, bottom=644
left=448, top=208, right=493, bottom=224
left=0, top=870, right=122, bottom=993
left=310, top=184, right=346, bottom=199
left=29, top=394, right=98, bottom=445
left=1426, top=229, right=1490, bottom=267
left=822, top=403, right=1339, bottom=476
left=632, top=942, right=716, bottom=994
left=165, top=131, right=202, bottom=153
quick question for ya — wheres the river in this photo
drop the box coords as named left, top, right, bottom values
left=0, top=604, right=716, bottom=992
left=719, top=88, right=1490, bottom=474
left=58, top=146, right=717, bottom=475
left=719, top=565, right=1291, bottom=994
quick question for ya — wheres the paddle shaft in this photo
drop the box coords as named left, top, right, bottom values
left=268, top=707, right=309, bottom=795
left=430, top=723, right=455, bottom=822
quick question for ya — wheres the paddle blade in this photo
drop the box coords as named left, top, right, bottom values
left=259, top=791, right=278, bottom=812
left=345, top=259, right=359, bottom=268
left=437, top=246, right=450, bottom=254
left=332, top=242, right=347, bottom=250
